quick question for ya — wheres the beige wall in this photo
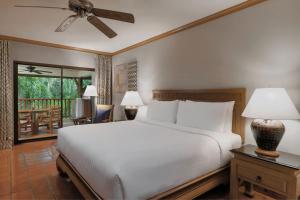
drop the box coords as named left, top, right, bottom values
left=10, top=41, right=97, bottom=68
left=10, top=41, right=97, bottom=86
left=112, top=0, right=300, bottom=154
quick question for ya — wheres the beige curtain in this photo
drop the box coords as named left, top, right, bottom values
left=95, top=55, right=112, bottom=104
left=0, top=41, right=13, bottom=149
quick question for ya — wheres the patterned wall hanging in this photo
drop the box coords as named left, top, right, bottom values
left=113, top=61, right=137, bottom=93
left=127, top=62, right=137, bottom=91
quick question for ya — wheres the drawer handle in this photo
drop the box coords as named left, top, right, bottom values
left=256, top=176, right=262, bottom=183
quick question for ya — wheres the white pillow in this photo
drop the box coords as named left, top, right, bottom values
left=177, top=101, right=230, bottom=132
left=135, top=105, right=148, bottom=121
left=185, top=100, right=235, bottom=132
left=223, top=101, right=235, bottom=132
left=147, top=100, right=179, bottom=123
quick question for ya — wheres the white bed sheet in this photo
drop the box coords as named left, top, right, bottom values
left=57, top=120, right=241, bottom=200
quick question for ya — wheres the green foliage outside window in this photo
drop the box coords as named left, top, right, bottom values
left=82, top=79, right=92, bottom=89
left=18, top=76, right=90, bottom=99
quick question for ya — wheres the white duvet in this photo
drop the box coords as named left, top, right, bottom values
left=57, top=120, right=241, bottom=200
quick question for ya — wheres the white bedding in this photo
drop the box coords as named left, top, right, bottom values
left=57, top=120, right=241, bottom=200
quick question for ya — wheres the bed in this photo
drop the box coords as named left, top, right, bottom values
left=56, top=88, right=246, bottom=200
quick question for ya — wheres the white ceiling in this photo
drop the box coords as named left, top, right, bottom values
left=0, top=0, right=246, bottom=53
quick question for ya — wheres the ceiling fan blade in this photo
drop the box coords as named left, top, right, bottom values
left=91, top=8, right=135, bottom=23
left=36, top=70, right=52, bottom=74
left=55, top=15, right=79, bottom=32
left=33, top=71, right=43, bottom=75
left=87, top=16, right=117, bottom=38
left=15, top=5, right=69, bottom=10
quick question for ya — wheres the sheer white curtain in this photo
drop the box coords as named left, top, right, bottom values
left=0, top=40, right=13, bottom=149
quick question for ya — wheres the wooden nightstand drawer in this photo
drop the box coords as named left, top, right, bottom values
left=231, top=145, right=300, bottom=200
left=237, top=163, right=287, bottom=193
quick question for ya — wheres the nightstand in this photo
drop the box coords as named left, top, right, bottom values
left=71, top=117, right=92, bottom=125
left=230, top=144, right=300, bottom=200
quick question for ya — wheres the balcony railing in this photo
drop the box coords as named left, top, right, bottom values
left=18, top=98, right=75, bottom=118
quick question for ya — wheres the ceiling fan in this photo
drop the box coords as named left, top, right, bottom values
left=15, top=0, right=135, bottom=38
left=19, top=66, right=53, bottom=75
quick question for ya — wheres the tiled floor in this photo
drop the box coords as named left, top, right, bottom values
left=0, top=140, right=82, bottom=200
left=0, top=140, right=275, bottom=200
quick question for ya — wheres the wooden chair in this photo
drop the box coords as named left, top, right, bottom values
left=18, top=111, right=33, bottom=137
left=36, top=110, right=50, bottom=128
left=36, top=109, right=51, bottom=131
left=37, top=106, right=62, bottom=133
left=49, top=106, right=62, bottom=130
left=94, top=104, right=114, bottom=123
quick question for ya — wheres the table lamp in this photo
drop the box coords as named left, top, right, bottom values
left=83, top=85, right=98, bottom=122
left=242, top=88, right=300, bottom=157
left=121, top=91, right=143, bottom=120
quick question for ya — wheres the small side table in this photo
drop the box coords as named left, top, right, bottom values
left=230, top=144, right=300, bottom=200
left=71, top=117, right=91, bottom=125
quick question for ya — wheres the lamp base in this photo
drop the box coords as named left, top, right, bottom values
left=251, top=119, right=285, bottom=158
left=255, top=148, right=279, bottom=158
left=124, top=108, right=137, bottom=120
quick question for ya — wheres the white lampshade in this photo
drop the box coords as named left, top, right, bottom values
left=121, top=91, right=143, bottom=107
left=83, top=85, right=98, bottom=97
left=242, top=88, right=300, bottom=120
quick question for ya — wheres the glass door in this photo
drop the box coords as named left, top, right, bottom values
left=15, top=62, right=95, bottom=143
left=62, top=68, right=94, bottom=126
left=17, top=64, right=62, bottom=141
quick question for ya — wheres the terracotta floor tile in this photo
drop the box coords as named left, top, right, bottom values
left=33, top=192, right=55, bottom=200
left=0, top=172, right=10, bottom=178
left=11, top=168, right=28, bottom=180
left=0, top=165, right=10, bottom=171
left=12, top=159, right=27, bottom=169
left=26, top=162, right=50, bottom=171
left=12, top=161, right=26, bottom=169
left=0, top=194, right=12, bottom=200
left=0, top=177, right=10, bottom=184
left=0, top=152, right=11, bottom=157
left=12, top=190, right=34, bottom=200
left=24, top=149, right=50, bottom=156
left=0, top=161, right=10, bottom=167
left=24, top=155, right=53, bottom=163
left=55, top=193, right=83, bottom=200
left=11, top=178, right=31, bottom=193
left=48, top=176, right=76, bottom=195
left=0, top=172, right=10, bottom=181
left=27, top=167, right=52, bottom=179
left=30, top=176, right=53, bottom=197
left=0, top=179, right=11, bottom=195
left=11, top=162, right=25, bottom=170
left=11, top=173, right=28, bottom=183
left=25, top=159, right=53, bottom=167
left=46, top=163, right=58, bottom=175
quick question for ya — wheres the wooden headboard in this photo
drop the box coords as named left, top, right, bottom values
left=153, top=88, right=246, bottom=142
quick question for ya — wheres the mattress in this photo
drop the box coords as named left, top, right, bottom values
left=57, top=120, right=241, bottom=200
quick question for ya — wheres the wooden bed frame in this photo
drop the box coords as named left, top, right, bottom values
left=56, top=88, right=246, bottom=200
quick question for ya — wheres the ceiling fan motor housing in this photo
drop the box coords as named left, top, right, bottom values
left=69, top=0, right=93, bottom=14
left=27, top=66, right=35, bottom=72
